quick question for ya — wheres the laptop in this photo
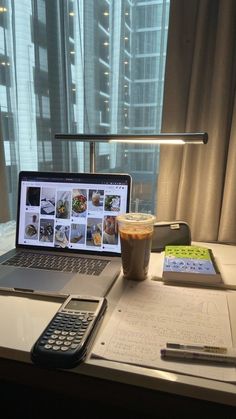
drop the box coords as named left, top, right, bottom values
left=0, top=171, right=131, bottom=297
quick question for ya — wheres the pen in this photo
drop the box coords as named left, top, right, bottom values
left=166, top=342, right=228, bottom=354
left=160, top=348, right=236, bottom=365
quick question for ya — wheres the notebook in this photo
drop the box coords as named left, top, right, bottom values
left=0, top=171, right=131, bottom=297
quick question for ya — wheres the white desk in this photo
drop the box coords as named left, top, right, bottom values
left=0, top=238, right=236, bottom=416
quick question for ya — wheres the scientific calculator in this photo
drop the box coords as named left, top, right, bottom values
left=31, top=295, right=107, bottom=369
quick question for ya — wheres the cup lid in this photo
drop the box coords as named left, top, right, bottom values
left=116, top=212, right=156, bottom=224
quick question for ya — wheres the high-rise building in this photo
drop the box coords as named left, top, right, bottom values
left=0, top=0, right=169, bottom=217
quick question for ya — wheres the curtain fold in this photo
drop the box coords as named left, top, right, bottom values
left=157, top=0, right=236, bottom=244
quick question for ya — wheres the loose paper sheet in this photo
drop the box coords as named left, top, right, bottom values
left=92, top=281, right=236, bottom=382
left=0, top=294, right=61, bottom=354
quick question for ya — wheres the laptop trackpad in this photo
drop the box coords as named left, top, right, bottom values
left=0, top=266, right=73, bottom=292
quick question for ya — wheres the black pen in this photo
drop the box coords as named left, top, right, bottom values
left=160, top=348, right=236, bottom=365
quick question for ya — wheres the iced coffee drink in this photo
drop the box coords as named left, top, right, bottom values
left=117, top=213, right=156, bottom=281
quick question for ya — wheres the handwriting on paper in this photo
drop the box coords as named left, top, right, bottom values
left=92, top=281, right=235, bottom=381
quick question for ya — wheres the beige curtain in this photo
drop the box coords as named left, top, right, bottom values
left=157, top=0, right=236, bottom=244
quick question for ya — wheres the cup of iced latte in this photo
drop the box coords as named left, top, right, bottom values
left=117, top=213, right=156, bottom=281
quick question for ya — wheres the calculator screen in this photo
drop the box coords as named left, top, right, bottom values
left=65, top=298, right=99, bottom=312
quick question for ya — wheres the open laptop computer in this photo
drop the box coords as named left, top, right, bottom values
left=0, top=171, right=131, bottom=297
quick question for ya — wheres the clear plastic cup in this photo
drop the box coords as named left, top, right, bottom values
left=117, top=213, right=156, bottom=281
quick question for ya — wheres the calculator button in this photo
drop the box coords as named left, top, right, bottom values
left=51, top=334, right=58, bottom=339
left=52, top=345, right=60, bottom=351
left=58, top=336, right=66, bottom=340
left=61, top=331, right=68, bottom=335
left=61, top=346, right=69, bottom=351
left=48, top=339, right=55, bottom=344
left=71, top=344, right=78, bottom=349
left=64, top=341, right=71, bottom=346
left=55, top=340, right=63, bottom=345
left=44, top=344, right=52, bottom=349
left=87, top=316, right=94, bottom=321
left=73, top=326, right=80, bottom=331
left=69, top=332, right=76, bottom=336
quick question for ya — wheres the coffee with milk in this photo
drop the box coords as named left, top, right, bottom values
left=117, top=213, right=156, bottom=281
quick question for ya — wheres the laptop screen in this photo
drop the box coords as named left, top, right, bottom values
left=16, top=171, right=131, bottom=256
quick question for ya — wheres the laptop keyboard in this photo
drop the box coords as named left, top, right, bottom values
left=2, top=252, right=109, bottom=276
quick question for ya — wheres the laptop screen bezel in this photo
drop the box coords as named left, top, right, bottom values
left=16, top=171, right=132, bottom=257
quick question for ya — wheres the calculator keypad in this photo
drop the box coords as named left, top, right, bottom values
left=39, top=311, right=94, bottom=352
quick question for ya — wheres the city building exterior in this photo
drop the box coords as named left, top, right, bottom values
left=0, top=0, right=169, bottom=218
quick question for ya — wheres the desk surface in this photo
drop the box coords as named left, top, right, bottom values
left=0, top=238, right=236, bottom=414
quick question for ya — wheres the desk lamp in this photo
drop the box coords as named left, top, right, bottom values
left=54, top=132, right=208, bottom=172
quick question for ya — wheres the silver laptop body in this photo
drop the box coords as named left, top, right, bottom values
left=0, top=171, right=131, bottom=297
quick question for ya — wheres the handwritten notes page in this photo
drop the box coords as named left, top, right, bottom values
left=92, top=281, right=236, bottom=382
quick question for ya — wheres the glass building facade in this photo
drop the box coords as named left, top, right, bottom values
left=0, top=0, right=170, bottom=218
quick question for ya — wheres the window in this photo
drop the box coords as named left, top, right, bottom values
left=0, top=0, right=170, bottom=219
